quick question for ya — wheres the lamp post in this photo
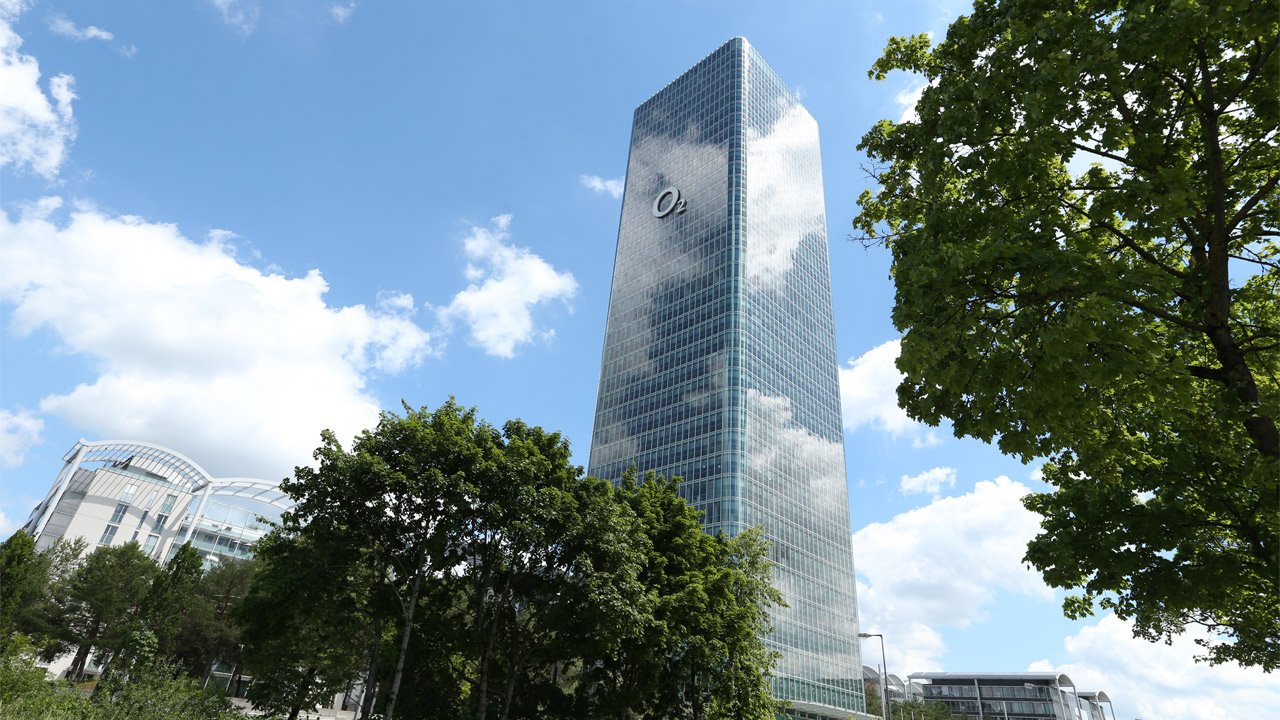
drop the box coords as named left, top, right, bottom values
left=859, top=632, right=888, bottom=720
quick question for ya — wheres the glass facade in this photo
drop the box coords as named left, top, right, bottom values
left=588, top=38, right=863, bottom=717
left=917, top=678, right=1107, bottom=720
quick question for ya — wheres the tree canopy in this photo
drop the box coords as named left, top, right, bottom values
left=240, top=400, right=782, bottom=720
left=855, top=0, right=1278, bottom=667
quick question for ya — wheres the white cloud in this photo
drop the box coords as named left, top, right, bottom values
left=1029, top=614, right=1280, bottom=720
left=48, top=16, right=113, bottom=42
left=899, top=466, right=955, bottom=496
left=0, top=505, right=19, bottom=537
left=436, top=215, right=578, bottom=359
left=330, top=1, right=357, bottom=24
left=858, top=614, right=945, bottom=681
left=0, top=200, right=434, bottom=480
left=0, top=1, right=28, bottom=21
left=852, top=476, right=1049, bottom=670
left=0, top=408, right=43, bottom=467
left=0, top=11, right=77, bottom=178
left=840, top=339, right=941, bottom=444
left=209, top=0, right=259, bottom=34
left=579, top=174, right=624, bottom=199
left=895, top=81, right=927, bottom=123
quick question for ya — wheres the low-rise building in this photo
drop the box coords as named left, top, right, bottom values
left=907, top=672, right=1115, bottom=720
left=22, top=439, right=291, bottom=565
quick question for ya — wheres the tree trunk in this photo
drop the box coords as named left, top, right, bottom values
left=288, top=668, right=316, bottom=720
left=476, top=622, right=493, bottom=720
left=1194, top=39, right=1280, bottom=459
left=383, top=560, right=425, bottom=720
left=359, top=564, right=387, bottom=720
left=68, top=639, right=93, bottom=681
left=359, top=621, right=382, bottom=720
left=499, top=628, right=520, bottom=720
left=475, top=560, right=499, bottom=720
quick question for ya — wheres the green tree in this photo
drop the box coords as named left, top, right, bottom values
left=0, top=533, right=42, bottom=640
left=0, top=534, right=84, bottom=657
left=855, top=0, right=1278, bottom=667
left=57, top=542, right=158, bottom=680
left=276, top=401, right=486, bottom=720
left=454, top=419, right=594, bottom=720
left=142, top=543, right=205, bottom=663
left=236, top=529, right=367, bottom=720
left=173, top=556, right=257, bottom=685
left=245, top=402, right=784, bottom=720
left=579, top=472, right=781, bottom=720
left=0, top=634, right=89, bottom=720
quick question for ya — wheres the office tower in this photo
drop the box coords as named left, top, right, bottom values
left=588, top=38, right=864, bottom=718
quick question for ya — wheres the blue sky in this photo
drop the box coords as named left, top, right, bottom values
left=0, top=2, right=1274, bottom=718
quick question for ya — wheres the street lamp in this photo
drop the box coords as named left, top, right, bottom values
left=859, top=632, right=888, bottom=720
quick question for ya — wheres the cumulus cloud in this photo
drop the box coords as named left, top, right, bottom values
left=436, top=215, right=578, bottom=358
left=1030, top=614, right=1280, bottom=720
left=579, top=174, right=624, bottom=199
left=0, top=408, right=43, bottom=467
left=0, top=10, right=77, bottom=178
left=899, top=466, right=955, bottom=496
left=895, top=81, right=926, bottom=123
left=0, top=1, right=27, bottom=20
left=330, top=1, right=357, bottom=23
left=48, top=16, right=113, bottom=42
left=852, top=475, right=1049, bottom=670
left=0, top=504, right=19, bottom=537
left=209, top=0, right=259, bottom=34
left=0, top=199, right=434, bottom=480
left=840, top=338, right=941, bottom=445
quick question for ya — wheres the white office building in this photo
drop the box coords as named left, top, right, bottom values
left=22, top=439, right=292, bottom=565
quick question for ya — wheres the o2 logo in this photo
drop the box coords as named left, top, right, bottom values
left=651, top=186, right=688, bottom=218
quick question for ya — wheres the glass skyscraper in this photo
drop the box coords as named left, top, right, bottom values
left=588, top=38, right=864, bottom=718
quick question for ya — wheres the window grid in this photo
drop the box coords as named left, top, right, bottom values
left=588, top=38, right=863, bottom=716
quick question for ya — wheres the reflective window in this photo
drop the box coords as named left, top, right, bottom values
left=98, top=524, right=118, bottom=546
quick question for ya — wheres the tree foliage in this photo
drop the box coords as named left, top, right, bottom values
left=143, top=544, right=205, bottom=662
left=241, top=400, right=782, bottom=720
left=58, top=542, right=158, bottom=680
left=0, top=533, right=84, bottom=658
left=855, top=0, right=1278, bottom=667
left=172, top=556, right=257, bottom=685
left=235, top=529, right=368, bottom=720
left=0, top=634, right=250, bottom=720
